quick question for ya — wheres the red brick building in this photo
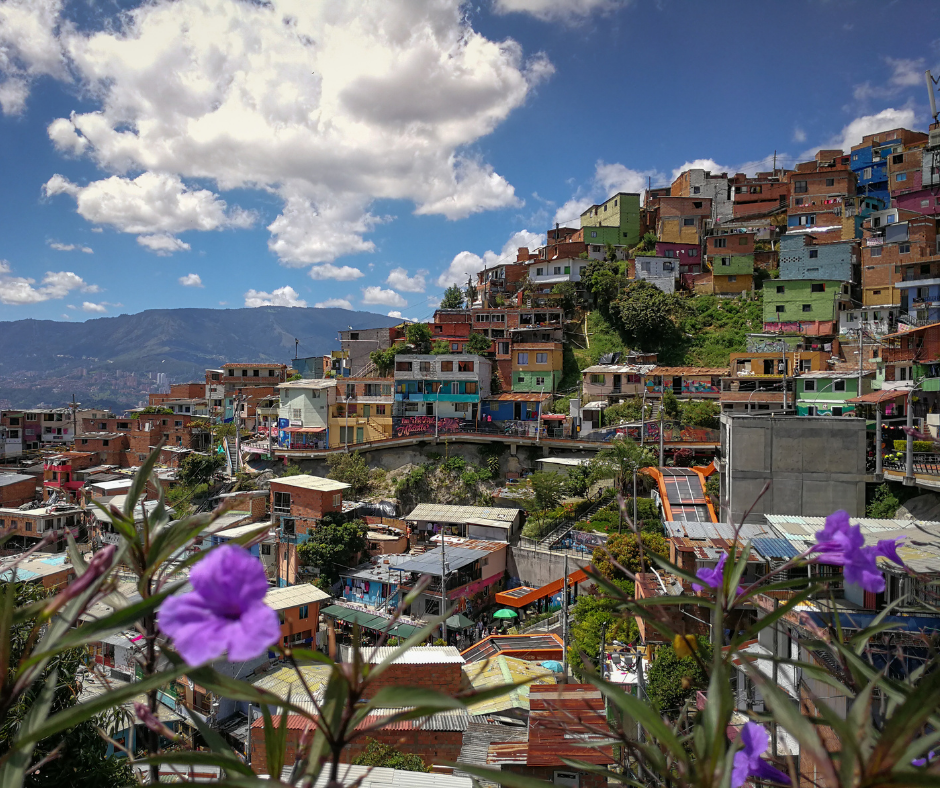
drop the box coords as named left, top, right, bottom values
left=43, top=451, right=96, bottom=502
left=263, top=584, right=331, bottom=649
left=730, top=170, right=790, bottom=218
left=0, top=472, right=37, bottom=508
left=786, top=155, right=856, bottom=231
left=269, top=475, right=350, bottom=539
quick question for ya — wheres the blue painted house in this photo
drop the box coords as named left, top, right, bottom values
left=778, top=233, right=859, bottom=282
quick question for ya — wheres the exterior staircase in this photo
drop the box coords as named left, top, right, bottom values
left=223, top=437, right=241, bottom=476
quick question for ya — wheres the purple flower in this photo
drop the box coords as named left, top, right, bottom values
left=692, top=553, right=744, bottom=597
left=731, top=722, right=791, bottom=788
left=912, top=750, right=936, bottom=767
left=158, top=545, right=280, bottom=665
left=811, top=511, right=906, bottom=594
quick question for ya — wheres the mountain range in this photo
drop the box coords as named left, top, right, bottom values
left=0, top=306, right=401, bottom=411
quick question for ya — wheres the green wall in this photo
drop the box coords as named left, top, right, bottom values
left=763, top=280, right=843, bottom=323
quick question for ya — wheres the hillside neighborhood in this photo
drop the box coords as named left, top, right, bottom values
left=3, top=123, right=940, bottom=785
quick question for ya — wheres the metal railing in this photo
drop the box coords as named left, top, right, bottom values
left=883, top=452, right=940, bottom=475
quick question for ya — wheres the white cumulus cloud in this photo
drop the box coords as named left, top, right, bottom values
left=24, top=0, right=551, bottom=271
left=0, top=260, right=100, bottom=305
left=800, top=108, right=920, bottom=161
left=48, top=241, right=94, bottom=254
left=437, top=229, right=544, bottom=288
left=82, top=301, right=107, bottom=313
left=315, top=298, right=354, bottom=309
left=493, top=0, right=629, bottom=22
left=244, top=286, right=307, bottom=308
left=362, top=286, right=407, bottom=307
left=178, top=273, right=203, bottom=287
left=387, top=310, right=403, bottom=318
left=0, top=0, right=67, bottom=114
left=307, top=263, right=365, bottom=281
left=137, top=234, right=192, bottom=255
left=386, top=267, right=426, bottom=293
left=554, top=161, right=663, bottom=226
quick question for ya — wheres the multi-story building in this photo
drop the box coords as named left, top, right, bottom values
left=329, top=377, right=394, bottom=448
left=655, top=241, right=703, bottom=276
left=778, top=233, right=858, bottom=282
left=582, top=362, right=656, bottom=405
left=43, top=451, right=96, bottom=503
left=339, top=327, right=395, bottom=377
left=526, top=257, right=586, bottom=288
left=794, top=370, right=873, bottom=417
left=471, top=307, right=563, bottom=390
left=204, top=363, right=290, bottom=418
left=474, top=259, right=529, bottom=308
left=785, top=153, right=856, bottom=233
left=672, top=168, right=733, bottom=223
left=510, top=342, right=563, bottom=393
left=429, top=309, right=473, bottom=353
left=269, top=474, right=350, bottom=545
left=720, top=351, right=828, bottom=413
left=393, top=354, right=491, bottom=425
left=729, top=170, right=790, bottom=219
left=276, top=379, right=335, bottom=450
left=762, top=279, right=853, bottom=335
left=651, top=196, right=713, bottom=245
left=850, top=127, right=928, bottom=206
left=0, top=472, right=36, bottom=508
left=0, top=503, right=82, bottom=552
left=706, top=231, right=756, bottom=294
left=579, top=192, right=641, bottom=250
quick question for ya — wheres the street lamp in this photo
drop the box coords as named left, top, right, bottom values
left=905, top=380, right=924, bottom=486
left=536, top=385, right=545, bottom=443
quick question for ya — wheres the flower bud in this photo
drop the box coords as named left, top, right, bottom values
left=46, top=545, right=116, bottom=615
left=134, top=701, right=179, bottom=741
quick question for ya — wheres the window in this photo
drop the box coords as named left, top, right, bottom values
left=776, top=285, right=785, bottom=294
left=563, top=266, right=570, bottom=274
left=242, top=370, right=248, bottom=377
left=692, top=186, right=701, bottom=194
left=713, top=237, right=727, bottom=248
left=739, top=236, right=748, bottom=246
left=517, top=375, right=524, bottom=383
left=458, top=361, right=474, bottom=372
left=333, top=493, right=342, bottom=507
left=794, top=180, right=807, bottom=193
left=870, top=247, right=882, bottom=257
left=864, top=167, right=872, bottom=180
left=826, top=178, right=834, bottom=187
left=228, top=369, right=235, bottom=376
left=260, top=544, right=271, bottom=556
left=833, top=380, right=846, bottom=392
left=900, top=243, right=911, bottom=254
left=795, top=197, right=804, bottom=206
left=832, top=407, right=843, bottom=416
left=419, top=361, right=431, bottom=373
left=553, top=266, right=561, bottom=275
left=683, top=218, right=695, bottom=226
left=896, top=173, right=907, bottom=182
left=517, top=353, right=529, bottom=365
left=809, top=249, right=818, bottom=259
left=689, top=249, right=698, bottom=257
left=536, top=352, right=548, bottom=364
left=728, top=275, right=737, bottom=282
left=720, top=257, right=730, bottom=266
left=893, top=153, right=904, bottom=164
left=451, top=343, right=459, bottom=351
left=299, top=605, right=309, bottom=619
left=536, top=267, right=544, bottom=276
left=253, top=369, right=260, bottom=377
left=273, top=491, right=291, bottom=513
left=395, top=361, right=412, bottom=372
left=590, top=374, right=605, bottom=385
left=811, top=283, right=825, bottom=293
left=292, top=408, right=302, bottom=421
left=590, top=231, right=597, bottom=238
left=536, top=376, right=546, bottom=386
left=441, top=360, right=453, bottom=372
left=804, top=380, right=816, bottom=392
left=692, top=201, right=703, bottom=209
left=175, top=420, right=183, bottom=427
left=376, top=404, right=386, bottom=415
left=776, top=305, right=786, bottom=313
left=802, top=304, right=812, bottom=312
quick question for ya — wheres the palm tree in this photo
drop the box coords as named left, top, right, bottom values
left=597, top=437, right=655, bottom=531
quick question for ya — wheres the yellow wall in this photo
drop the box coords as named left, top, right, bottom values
left=658, top=218, right=701, bottom=245
left=862, top=286, right=900, bottom=306
left=328, top=404, right=393, bottom=448
left=511, top=345, right=563, bottom=374
left=712, top=274, right=753, bottom=295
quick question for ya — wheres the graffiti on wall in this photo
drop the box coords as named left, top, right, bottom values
left=682, top=378, right=720, bottom=394
left=615, top=422, right=719, bottom=443
left=393, top=416, right=469, bottom=437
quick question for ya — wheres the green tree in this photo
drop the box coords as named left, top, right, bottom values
left=867, top=483, right=900, bottom=518
left=581, top=257, right=625, bottom=310
left=529, top=471, right=565, bottom=512
left=135, top=406, right=173, bottom=415
left=645, top=637, right=713, bottom=716
left=352, top=738, right=431, bottom=772
left=0, top=583, right=136, bottom=787
left=326, top=450, right=373, bottom=499
left=680, top=400, right=720, bottom=429
left=464, top=283, right=478, bottom=306
left=569, top=589, right=639, bottom=679
left=440, top=284, right=465, bottom=310
left=465, top=331, right=492, bottom=356
left=602, top=397, right=650, bottom=427
left=661, top=390, right=681, bottom=421
left=405, top=322, right=433, bottom=354
left=565, top=460, right=596, bottom=498
left=430, top=339, right=451, bottom=355
left=178, top=452, right=226, bottom=487
left=597, top=438, right=655, bottom=500
left=297, top=515, right=368, bottom=587
left=369, top=346, right=398, bottom=375
left=616, top=280, right=683, bottom=352
left=287, top=370, right=303, bottom=381
left=551, top=281, right=578, bottom=312
left=592, top=531, right=668, bottom=582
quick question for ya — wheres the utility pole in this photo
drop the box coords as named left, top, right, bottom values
left=294, top=338, right=299, bottom=359
left=658, top=405, right=664, bottom=466
left=561, top=551, right=569, bottom=682
left=640, top=389, right=647, bottom=447
left=536, top=385, right=545, bottom=444
left=857, top=327, right=864, bottom=402
left=875, top=402, right=883, bottom=480
left=633, top=467, right=638, bottom=527
left=233, top=393, right=245, bottom=474
left=782, top=346, right=788, bottom=411
left=441, top=535, right=448, bottom=642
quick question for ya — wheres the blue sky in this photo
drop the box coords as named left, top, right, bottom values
left=0, top=0, right=937, bottom=324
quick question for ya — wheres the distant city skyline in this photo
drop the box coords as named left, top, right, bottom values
left=0, top=0, right=938, bottom=324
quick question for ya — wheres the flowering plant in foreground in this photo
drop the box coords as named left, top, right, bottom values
left=1, top=445, right=940, bottom=788
left=158, top=543, right=280, bottom=665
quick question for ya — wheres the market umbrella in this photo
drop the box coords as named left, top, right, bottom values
left=541, top=660, right=564, bottom=672
left=492, top=608, right=518, bottom=619
left=446, top=613, right=474, bottom=630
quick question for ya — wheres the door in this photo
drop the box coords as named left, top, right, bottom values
left=426, top=403, right=434, bottom=416
left=356, top=427, right=364, bottom=443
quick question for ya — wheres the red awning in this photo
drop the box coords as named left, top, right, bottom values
left=540, top=414, right=566, bottom=421
left=284, top=427, right=326, bottom=434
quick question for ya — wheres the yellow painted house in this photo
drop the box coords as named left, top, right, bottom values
left=327, top=378, right=395, bottom=448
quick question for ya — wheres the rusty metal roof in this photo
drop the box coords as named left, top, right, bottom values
left=525, top=685, right=616, bottom=766
left=648, top=366, right=728, bottom=375
left=486, top=392, right=552, bottom=402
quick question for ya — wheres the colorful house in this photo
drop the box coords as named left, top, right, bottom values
left=276, top=379, right=335, bottom=450
left=643, top=367, right=727, bottom=400
left=795, top=371, right=873, bottom=417
left=579, top=191, right=641, bottom=249
left=510, top=342, right=563, bottom=393
left=762, top=279, right=852, bottom=334
left=328, top=377, right=394, bottom=448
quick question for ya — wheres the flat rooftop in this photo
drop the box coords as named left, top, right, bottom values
left=269, top=475, right=350, bottom=492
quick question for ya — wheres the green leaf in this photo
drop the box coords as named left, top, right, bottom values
left=261, top=700, right=290, bottom=780
left=136, top=751, right=254, bottom=778
left=0, top=668, right=58, bottom=786
left=444, top=761, right=565, bottom=788
left=181, top=709, right=255, bottom=779
left=124, top=443, right=164, bottom=519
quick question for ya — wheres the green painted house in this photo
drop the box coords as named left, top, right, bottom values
left=580, top=192, right=641, bottom=249
left=763, top=279, right=852, bottom=329
left=711, top=253, right=754, bottom=276
left=795, top=371, right=872, bottom=416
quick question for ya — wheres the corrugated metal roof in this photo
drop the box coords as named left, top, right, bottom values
left=462, top=656, right=555, bottom=716
left=524, top=684, right=616, bottom=766
left=369, top=646, right=464, bottom=665
left=665, top=521, right=777, bottom=541
left=582, top=364, right=655, bottom=374
left=311, top=763, right=472, bottom=787
left=649, top=367, right=728, bottom=375
left=252, top=708, right=469, bottom=733
left=486, top=392, right=552, bottom=402
left=269, top=475, right=350, bottom=492
left=461, top=634, right=565, bottom=663
left=752, top=537, right=801, bottom=561
left=249, top=664, right=331, bottom=702
left=393, top=546, right=489, bottom=575
left=263, top=584, right=330, bottom=610
left=0, top=473, right=33, bottom=487
left=405, top=503, right=520, bottom=523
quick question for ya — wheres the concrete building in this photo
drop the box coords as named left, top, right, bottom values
left=526, top=257, right=586, bottom=286
left=582, top=363, right=655, bottom=404
left=511, top=342, right=563, bottom=393
left=264, top=584, right=331, bottom=648
left=718, top=413, right=867, bottom=524
left=672, top=168, right=733, bottom=223
left=763, top=279, right=853, bottom=335
left=778, top=233, right=859, bottom=282
left=394, top=354, right=491, bottom=424
left=329, top=377, right=394, bottom=448
left=631, top=256, right=677, bottom=293
left=339, top=326, right=394, bottom=377
left=269, top=474, right=350, bottom=544
left=276, top=379, right=335, bottom=450
left=655, top=241, right=703, bottom=275
left=795, top=370, right=873, bottom=417
left=0, top=472, right=36, bottom=508
left=579, top=192, right=641, bottom=249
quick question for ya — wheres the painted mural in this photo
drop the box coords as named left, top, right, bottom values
left=392, top=416, right=469, bottom=437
